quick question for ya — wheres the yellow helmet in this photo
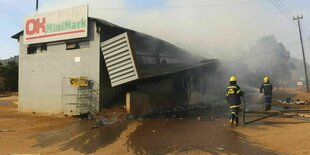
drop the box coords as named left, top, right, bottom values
left=264, top=76, right=269, bottom=83
left=230, top=76, right=237, bottom=82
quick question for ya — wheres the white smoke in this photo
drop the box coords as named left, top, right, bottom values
left=38, top=0, right=304, bottom=61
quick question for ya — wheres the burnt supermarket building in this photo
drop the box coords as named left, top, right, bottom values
left=12, top=5, right=219, bottom=117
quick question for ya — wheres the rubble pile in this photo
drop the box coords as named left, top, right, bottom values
left=278, top=98, right=310, bottom=105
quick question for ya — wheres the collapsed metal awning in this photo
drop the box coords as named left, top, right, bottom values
left=101, top=32, right=139, bottom=87
left=101, top=32, right=219, bottom=87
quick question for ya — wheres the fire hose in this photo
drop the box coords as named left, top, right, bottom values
left=242, top=97, right=310, bottom=125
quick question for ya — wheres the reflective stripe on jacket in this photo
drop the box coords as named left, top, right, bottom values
left=226, top=84, right=242, bottom=106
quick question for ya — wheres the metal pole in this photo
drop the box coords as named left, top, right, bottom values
left=36, top=0, right=38, bottom=12
left=243, top=97, right=246, bottom=126
left=293, top=15, right=310, bottom=92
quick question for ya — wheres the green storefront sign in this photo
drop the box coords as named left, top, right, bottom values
left=46, top=18, right=87, bottom=33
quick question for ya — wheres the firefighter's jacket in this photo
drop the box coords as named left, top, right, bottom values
left=260, top=82, right=273, bottom=96
left=226, top=84, right=243, bottom=108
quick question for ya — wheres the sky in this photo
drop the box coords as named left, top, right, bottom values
left=0, top=0, right=310, bottom=62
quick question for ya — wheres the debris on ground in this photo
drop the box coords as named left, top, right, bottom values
left=158, top=103, right=213, bottom=117
left=197, top=116, right=216, bottom=121
left=298, top=113, right=310, bottom=118
left=159, top=105, right=196, bottom=115
left=277, top=98, right=310, bottom=105
left=92, top=117, right=117, bottom=129
left=217, top=147, right=225, bottom=151
left=79, top=112, right=95, bottom=120
left=91, top=105, right=127, bottom=129
left=91, top=111, right=124, bottom=129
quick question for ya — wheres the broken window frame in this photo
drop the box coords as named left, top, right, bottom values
left=66, top=40, right=90, bottom=50
left=27, top=44, right=47, bottom=55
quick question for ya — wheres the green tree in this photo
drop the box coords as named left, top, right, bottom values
left=0, top=62, right=4, bottom=91
left=3, top=61, right=18, bottom=91
left=248, top=35, right=292, bottom=86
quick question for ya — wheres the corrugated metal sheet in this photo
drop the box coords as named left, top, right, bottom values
left=101, top=32, right=139, bottom=87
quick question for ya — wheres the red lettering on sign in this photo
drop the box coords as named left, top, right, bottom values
left=36, top=18, right=45, bottom=33
left=25, top=19, right=36, bottom=35
left=25, top=17, right=46, bottom=35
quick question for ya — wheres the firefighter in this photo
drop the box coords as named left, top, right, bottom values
left=260, top=76, right=273, bottom=111
left=226, top=76, right=244, bottom=127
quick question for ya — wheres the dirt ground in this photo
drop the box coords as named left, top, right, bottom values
left=0, top=91, right=309, bottom=155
